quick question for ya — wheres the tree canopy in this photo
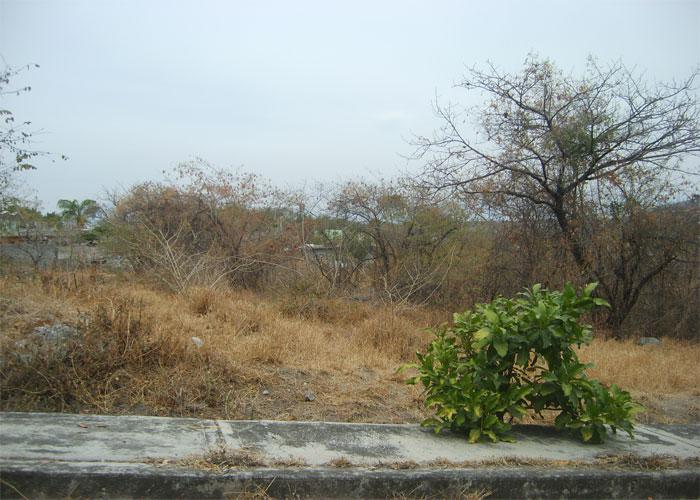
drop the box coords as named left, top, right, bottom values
left=57, top=199, right=100, bottom=228
left=414, top=55, right=700, bottom=337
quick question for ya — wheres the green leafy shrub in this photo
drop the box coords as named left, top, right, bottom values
left=403, top=283, right=642, bottom=443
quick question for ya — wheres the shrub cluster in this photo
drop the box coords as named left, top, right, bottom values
left=405, top=283, right=642, bottom=443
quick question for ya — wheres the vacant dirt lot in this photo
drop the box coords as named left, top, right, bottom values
left=1, top=269, right=698, bottom=425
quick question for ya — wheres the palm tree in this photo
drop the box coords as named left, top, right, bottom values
left=57, top=199, right=99, bottom=229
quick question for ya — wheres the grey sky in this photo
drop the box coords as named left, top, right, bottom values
left=1, top=0, right=698, bottom=210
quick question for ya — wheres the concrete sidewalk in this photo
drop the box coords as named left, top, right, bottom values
left=1, top=412, right=698, bottom=498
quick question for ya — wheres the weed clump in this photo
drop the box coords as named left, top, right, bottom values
left=0, top=294, right=239, bottom=415
left=199, top=446, right=267, bottom=470
left=188, top=286, right=217, bottom=316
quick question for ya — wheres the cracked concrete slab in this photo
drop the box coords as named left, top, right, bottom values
left=0, top=412, right=698, bottom=499
left=1, top=412, right=697, bottom=466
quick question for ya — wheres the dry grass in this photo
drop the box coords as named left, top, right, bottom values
left=177, top=451, right=699, bottom=473
left=326, top=456, right=354, bottom=468
left=593, top=454, right=700, bottom=470
left=0, top=287, right=243, bottom=417
left=419, top=455, right=700, bottom=471
left=579, top=337, right=700, bottom=393
left=0, top=269, right=431, bottom=422
left=1, top=269, right=698, bottom=424
left=164, top=446, right=308, bottom=473
left=390, top=489, right=491, bottom=500
left=179, top=449, right=491, bottom=500
left=578, top=336, right=700, bottom=424
left=181, top=446, right=267, bottom=471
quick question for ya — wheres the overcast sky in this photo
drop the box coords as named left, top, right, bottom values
left=1, top=0, right=699, bottom=210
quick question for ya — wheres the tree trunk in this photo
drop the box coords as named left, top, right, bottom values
left=605, top=310, right=625, bottom=340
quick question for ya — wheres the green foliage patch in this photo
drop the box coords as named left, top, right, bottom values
left=403, top=283, right=642, bottom=443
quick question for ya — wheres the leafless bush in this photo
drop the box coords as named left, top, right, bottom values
left=126, top=219, right=250, bottom=293
left=104, top=161, right=300, bottom=291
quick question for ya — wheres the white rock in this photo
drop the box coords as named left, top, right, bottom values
left=638, top=337, right=661, bottom=346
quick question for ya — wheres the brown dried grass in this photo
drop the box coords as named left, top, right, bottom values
left=579, top=337, right=700, bottom=394
left=1, top=269, right=698, bottom=424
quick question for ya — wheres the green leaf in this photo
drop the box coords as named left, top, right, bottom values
left=512, top=386, right=533, bottom=400
left=396, top=363, right=417, bottom=373
left=581, top=427, right=594, bottom=442
left=555, top=413, right=572, bottom=428
left=493, top=338, right=508, bottom=357
left=484, top=414, right=498, bottom=427
left=535, top=301, right=547, bottom=319
left=468, top=428, right=481, bottom=443
left=473, top=328, right=491, bottom=342
left=484, top=308, right=499, bottom=324
left=583, top=283, right=598, bottom=297
left=516, top=350, right=530, bottom=367
left=509, top=405, right=526, bottom=419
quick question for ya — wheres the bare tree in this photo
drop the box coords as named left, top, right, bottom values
left=105, top=161, right=301, bottom=291
left=328, top=180, right=463, bottom=303
left=584, top=175, right=698, bottom=336
left=414, top=55, right=700, bottom=337
left=125, top=218, right=252, bottom=293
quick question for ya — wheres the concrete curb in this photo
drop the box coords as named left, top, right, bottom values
left=1, top=412, right=699, bottom=498
left=2, top=461, right=699, bottom=499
